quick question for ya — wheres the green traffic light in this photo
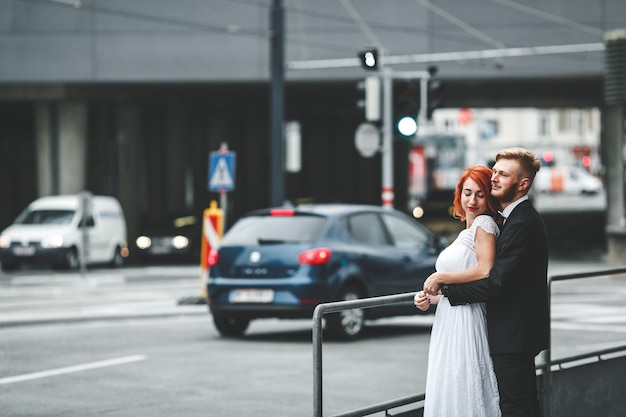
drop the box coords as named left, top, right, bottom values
left=397, top=116, right=417, bottom=137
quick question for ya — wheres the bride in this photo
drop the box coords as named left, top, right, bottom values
left=414, top=165, right=502, bottom=417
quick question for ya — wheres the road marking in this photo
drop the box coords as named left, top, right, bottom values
left=552, top=321, right=626, bottom=333
left=0, top=354, right=147, bottom=385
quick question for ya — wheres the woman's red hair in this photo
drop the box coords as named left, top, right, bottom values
left=452, top=165, right=502, bottom=222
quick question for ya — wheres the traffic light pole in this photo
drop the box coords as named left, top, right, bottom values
left=419, top=77, right=429, bottom=129
left=379, top=69, right=430, bottom=209
left=381, top=68, right=394, bottom=209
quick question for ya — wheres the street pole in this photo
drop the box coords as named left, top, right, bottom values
left=379, top=69, right=431, bottom=210
left=381, top=68, right=394, bottom=209
left=269, top=0, right=285, bottom=207
left=419, top=76, right=428, bottom=131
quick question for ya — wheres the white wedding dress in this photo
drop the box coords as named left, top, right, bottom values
left=423, top=214, right=501, bottom=417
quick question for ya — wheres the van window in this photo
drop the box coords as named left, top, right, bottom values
left=17, top=210, right=75, bottom=225
left=78, top=215, right=95, bottom=228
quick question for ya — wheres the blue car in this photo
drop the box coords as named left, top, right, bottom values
left=206, top=204, right=445, bottom=339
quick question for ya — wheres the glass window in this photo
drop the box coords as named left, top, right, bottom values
left=558, top=110, right=569, bottom=132
left=381, top=213, right=430, bottom=250
left=17, top=209, right=75, bottom=225
left=539, top=114, right=550, bottom=136
left=346, top=213, right=388, bottom=246
left=221, top=215, right=326, bottom=245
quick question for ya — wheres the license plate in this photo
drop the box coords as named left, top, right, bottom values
left=150, top=246, right=171, bottom=254
left=13, top=246, right=35, bottom=256
left=229, top=289, right=274, bottom=303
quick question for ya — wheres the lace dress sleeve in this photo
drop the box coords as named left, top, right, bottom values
left=473, top=215, right=500, bottom=238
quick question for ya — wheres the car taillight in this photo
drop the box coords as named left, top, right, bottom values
left=207, top=248, right=219, bottom=267
left=270, top=208, right=295, bottom=216
left=298, top=247, right=331, bottom=265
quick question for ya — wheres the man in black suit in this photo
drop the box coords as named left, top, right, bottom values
left=425, top=147, right=549, bottom=416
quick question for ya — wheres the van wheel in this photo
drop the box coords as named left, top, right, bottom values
left=110, top=246, right=124, bottom=268
left=64, top=248, right=79, bottom=270
left=326, top=285, right=366, bottom=340
left=213, top=315, right=250, bottom=337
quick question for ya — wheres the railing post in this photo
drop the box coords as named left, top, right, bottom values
left=311, top=292, right=416, bottom=417
left=543, top=277, right=553, bottom=417
left=313, top=304, right=325, bottom=417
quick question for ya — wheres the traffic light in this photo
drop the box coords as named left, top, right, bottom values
left=358, top=48, right=379, bottom=71
left=356, top=76, right=381, bottom=122
left=426, top=65, right=444, bottom=120
left=394, top=80, right=419, bottom=137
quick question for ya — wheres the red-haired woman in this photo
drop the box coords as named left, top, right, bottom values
left=415, top=165, right=503, bottom=417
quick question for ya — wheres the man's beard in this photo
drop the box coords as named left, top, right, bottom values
left=492, top=183, right=518, bottom=204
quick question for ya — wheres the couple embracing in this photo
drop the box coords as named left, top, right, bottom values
left=415, top=147, right=549, bottom=417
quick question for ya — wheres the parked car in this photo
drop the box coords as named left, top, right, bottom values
left=0, top=194, right=128, bottom=271
left=534, top=166, right=603, bottom=195
left=206, top=204, right=446, bottom=339
left=133, top=214, right=201, bottom=264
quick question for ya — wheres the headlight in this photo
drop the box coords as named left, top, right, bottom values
left=41, top=235, right=64, bottom=248
left=172, top=235, right=189, bottom=249
left=0, top=235, right=11, bottom=248
left=135, top=236, right=152, bottom=249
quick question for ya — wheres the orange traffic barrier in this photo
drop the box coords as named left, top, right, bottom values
left=200, top=200, right=224, bottom=299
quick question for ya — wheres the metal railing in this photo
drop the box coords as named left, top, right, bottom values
left=312, top=266, right=626, bottom=417
left=312, top=292, right=419, bottom=417
left=543, top=266, right=626, bottom=417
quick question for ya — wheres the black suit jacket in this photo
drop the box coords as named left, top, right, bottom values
left=446, top=199, right=549, bottom=356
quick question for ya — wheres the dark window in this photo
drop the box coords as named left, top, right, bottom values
left=346, top=213, right=388, bottom=246
left=221, top=215, right=326, bottom=245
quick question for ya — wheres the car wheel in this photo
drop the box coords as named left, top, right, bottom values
left=326, top=285, right=366, bottom=340
left=213, top=315, right=250, bottom=337
left=1, top=260, right=18, bottom=272
left=63, top=248, right=79, bottom=270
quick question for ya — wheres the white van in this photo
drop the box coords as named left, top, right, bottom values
left=0, top=194, right=128, bottom=271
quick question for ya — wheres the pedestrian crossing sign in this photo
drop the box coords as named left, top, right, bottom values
left=208, top=151, right=236, bottom=192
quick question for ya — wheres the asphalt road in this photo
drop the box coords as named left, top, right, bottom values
left=1, top=246, right=626, bottom=417
left=0, top=282, right=434, bottom=417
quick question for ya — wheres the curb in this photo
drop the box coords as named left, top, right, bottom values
left=0, top=298, right=208, bottom=328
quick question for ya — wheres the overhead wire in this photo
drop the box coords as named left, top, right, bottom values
left=10, top=0, right=613, bottom=73
left=490, top=0, right=605, bottom=37
left=15, top=0, right=268, bottom=38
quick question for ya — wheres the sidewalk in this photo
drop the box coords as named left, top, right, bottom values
left=0, top=266, right=208, bottom=328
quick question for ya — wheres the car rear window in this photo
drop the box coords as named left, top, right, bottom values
left=221, top=215, right=327, bottom=245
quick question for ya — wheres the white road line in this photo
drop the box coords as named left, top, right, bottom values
left=551, top=321, right=626, bottom=333
left=0, top=354, right=147, bottom=385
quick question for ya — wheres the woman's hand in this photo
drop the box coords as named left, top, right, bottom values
left=414, top=290, right=431, bottom=311
left=423, top=272, right=443, bottom=296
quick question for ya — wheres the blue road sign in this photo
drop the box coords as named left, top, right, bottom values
left=208, top=151, right=236, bottom=192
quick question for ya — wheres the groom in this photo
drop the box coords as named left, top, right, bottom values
left=426, top=147, right=549, bottom=416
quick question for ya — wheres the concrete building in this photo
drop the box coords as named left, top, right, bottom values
left=433, top=107, right=602, bottom=170
left=1, top=1, right=625, bottom=261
